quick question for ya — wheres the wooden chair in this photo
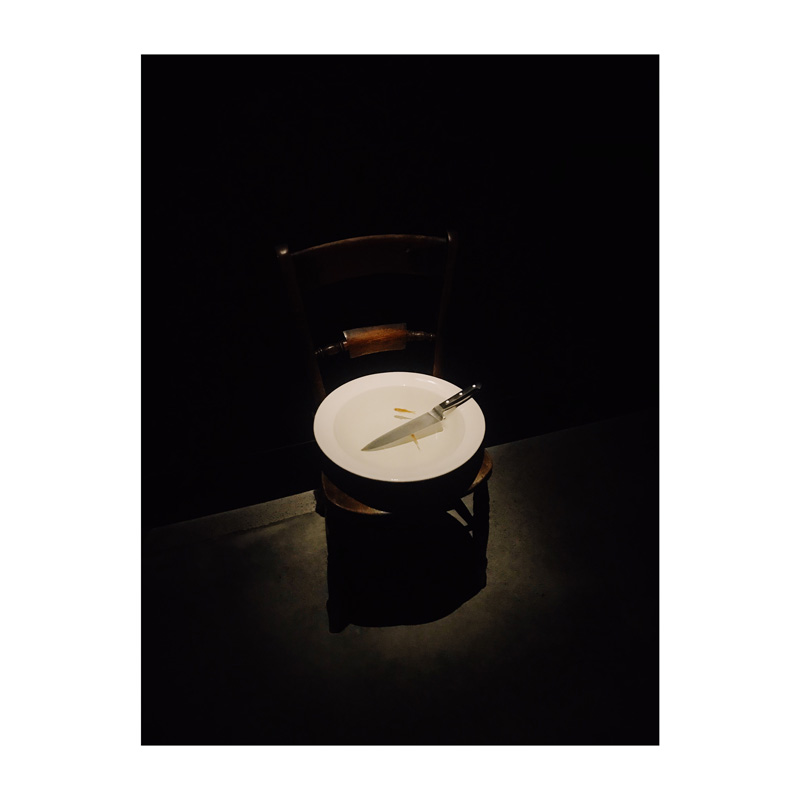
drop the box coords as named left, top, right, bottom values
left=276, top=231, right=492, bottom=528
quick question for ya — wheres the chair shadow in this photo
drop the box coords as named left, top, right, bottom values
left=325, top=500, right=489, bottom=632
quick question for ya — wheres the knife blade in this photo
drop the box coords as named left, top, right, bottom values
left=361, top=383, right=481, bottom=451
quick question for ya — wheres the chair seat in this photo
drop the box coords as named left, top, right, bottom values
left=321, top=449, right=493, bottom=516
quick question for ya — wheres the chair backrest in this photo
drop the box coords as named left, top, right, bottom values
left=277, top=231, right=458, bottom=405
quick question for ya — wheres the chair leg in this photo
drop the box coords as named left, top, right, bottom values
left=313, top=485, right=327, bottom=517
left=324, top=515, right=348, bottom=632
left=473, top=481, right=490, bottom=574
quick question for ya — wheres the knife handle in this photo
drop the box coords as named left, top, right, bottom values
left=439, top=383, right=481, bottom=413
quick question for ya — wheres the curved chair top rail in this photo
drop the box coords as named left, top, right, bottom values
left=279, top=233, right=454, bottom=289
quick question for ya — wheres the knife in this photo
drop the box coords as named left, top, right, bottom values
left=361, top=383, right=481, bottom=451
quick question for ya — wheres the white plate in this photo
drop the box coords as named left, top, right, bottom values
left=313, top=372, right=485, bottom=483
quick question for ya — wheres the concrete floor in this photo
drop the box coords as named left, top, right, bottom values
left=142, top=409, right=658, bottom=745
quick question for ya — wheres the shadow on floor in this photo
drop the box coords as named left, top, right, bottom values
left=325, top=509, right=488, bottom=631
left=142, top=411, right=658, bottom=745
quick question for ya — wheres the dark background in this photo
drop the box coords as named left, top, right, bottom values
left=143, top=55, right=658, bottom=529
